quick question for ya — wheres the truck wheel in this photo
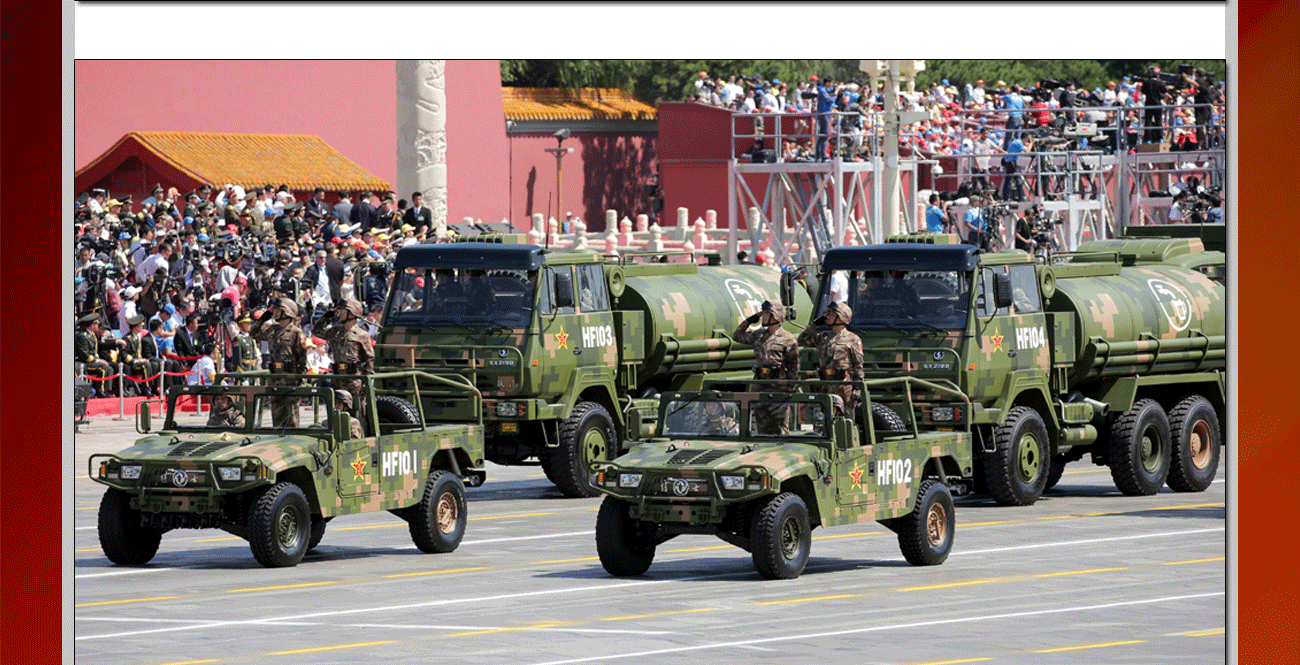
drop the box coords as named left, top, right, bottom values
left=1166, top=396, right=1221, bottom=492
left=409, top=470, right=467, bottom=553
left=595, top=496, right=655, bottom=576
left=248, top=482, right=311, bottom=567
left=897, top=479, right=954, bottom=566
left=550, top=402, right=617, bottom=498
left=983, top=406, right=1050, bottom=506
left=1045, top=455, right=1068, bottom=490
left=871, top=402, right=907, bottom=432
left=307, top=516, right=332, bottom=551
left=1107, top=398, right=1172, bottom=496
left=98, top=489, right=162, bottom=566
left=375, top=394, right=420, bottom=426
left=750, top=492, right=811, bottom=580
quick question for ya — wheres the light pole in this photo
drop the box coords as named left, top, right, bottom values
left=544, top=128, right=574, bottom=223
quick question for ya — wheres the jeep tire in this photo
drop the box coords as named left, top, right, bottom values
left=409, top=470, right=467, bottom=553
left=897, top=479, right=955, bottom=566
left=248, top=482, right=311, bottom=568
left=98, top=488, right=163, bottom=566
left=595, top=496, right=656, bottom=576
left=750, top=492, right=811, bottom=580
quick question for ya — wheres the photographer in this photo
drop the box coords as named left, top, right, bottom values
left=925, top=193, right=949, bottom=234
left=1137, top=65, right=1171, bottom=143
left=963, top=195, right=991, bottom=250
left=1014, top=207, right=1035, bottom=252
left=801, top=76, right=839, bottom=162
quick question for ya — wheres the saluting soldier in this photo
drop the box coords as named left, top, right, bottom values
left=230, top=312, right=260, bottom=379
left=317, top=299, right=374, bottom=425
left=733, top=300, right=800, bottom=434
left=251, top=298, right=307, bottom=427
left=797, top=301, right=864, bottom=415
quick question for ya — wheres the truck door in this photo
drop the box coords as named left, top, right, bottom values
left=574, top=263, right=618, bottom=370
left=538, top=266, right=588, bottom=380
left=1004, top=264, right=1050, bottom=372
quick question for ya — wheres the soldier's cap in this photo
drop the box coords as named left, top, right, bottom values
left=762, top=301, right=787, bottom=321
left=334, top=389, right=353, bottom=406
left=127, top=314, right=145, bottom=328
left=344, top=299, right=364, bottom=318
left=120, top=195, right=133, bottom=203
left=198, top=184, right=213, bottom=193
left=305, top=209, right=321, bottom=220
left=151, top=184, right=164, bottom=194
left=277, top=299, right=299, bottom=317
left=832, top=303, right=853, bottom=320
left=79, top=312, right=100, bottom=325
left=185, top=191, right=200, bottom=200
left=829, top=394, right=845, bottom=414
left=236, top=312, right=253, bottom=323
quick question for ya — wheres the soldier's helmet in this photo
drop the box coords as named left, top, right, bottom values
left=833, top=302, right=853, bottom=322
left=344, top=299, right=364, bottom=318
left=335, top=389, right=353, bottom=406
left=278, top=299, right=299, bottom=318
left=829, top=394, right=845, bottom=415
left=763, top=301, right=787, bottom=322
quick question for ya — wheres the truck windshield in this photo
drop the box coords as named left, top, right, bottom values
left=822, top=269, right=970, bottom=331
left=386, top=267, right=537, bottom=329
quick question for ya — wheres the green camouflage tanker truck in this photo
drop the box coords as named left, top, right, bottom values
left=809, top=235, right=1225, bottom=506
left=374, top=242, right=813, bottom=498
left=91, top=371, right=484, bottom=567
left=590, top=378, right=973, bottom=579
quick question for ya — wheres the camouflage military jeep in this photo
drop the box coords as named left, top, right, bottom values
left=590, top=379, right=974, bottom=579
left=90, top=371, right=484, bottom=568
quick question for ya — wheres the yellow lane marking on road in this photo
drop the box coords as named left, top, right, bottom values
left=77, top=506, right=97, bottom=510
left=76, top=596, right=184, bottom=608
left=1162, top=557, right=1226, bottom=565
left=195, top=536, right=243, bottom=542
left=963, top=502, right=1225, bottom=529
left=75, top=547, right=102, bottom=553
left=1034, top=639, right=1146, bottom=653
left=1034, top=512, right=1111, bottom=520
left=532, top=556, right=600, bottom=565
left=269, top=640, right=396, bottom=655
left=813, top=530, right=886, bottom=540
left=913, top=659, right=993, bottom=665
left=665, top=544, right=732, bottom=553
left=333, top=523, right=405, bottom=531
left=385, top=567, right=490, bottom=578
left=445, top=622, right=566, bottom=637
left=1034, top=567, right=1129, bottom=578
left=1185, top=629, right=1226, bottom=637
left=961, top=519, right=1029, bottom=527
left=472, top=512, right=557, bottom=521
left=899, top=578, right=1007, bottom=592
left=1151, top=502, right=1224, bottom=510
left=1062, top=468, right=1109, bottom=475
left=754, top=594, right=861, bottom=606
left=601, top=608, right=715, bottom=621
left=153, top=660, right=221, bottom=665
left=228, top=581, right=340, bottom=593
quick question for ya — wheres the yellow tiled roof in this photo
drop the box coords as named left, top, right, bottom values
left=77, top=131, right=390, bottom=192
left=502, top=87, right=656, bottom=122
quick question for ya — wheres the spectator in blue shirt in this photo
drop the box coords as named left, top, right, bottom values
left=999, top=135, right=1032, bottom=201
left=963, top=196, right=990, bottom=250
left=811, top=76, right=837, bottom=162
left=1002, top=86, right=1026, bottom=146
left=925, top=194, right=948, bottom=233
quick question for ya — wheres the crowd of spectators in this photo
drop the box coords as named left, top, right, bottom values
left=73, top=183, right=436, bottom=397
left=693, top=65, right=1226, bottom=164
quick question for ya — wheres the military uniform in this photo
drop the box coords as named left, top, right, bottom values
left=733, top=302, right=800, bottom=434
left=251, top=300, right=308, bottom=427
left=76, top=313, right=116, bottom=395
left=335, top=391, right=365, bottom=439
left=231, top=313, right=260, bottom=379
left=798, top=303, right=865, bottom=414
left=700, top=411, right=739, bottom=436
left=318, top=299, right=374, bottom=423
left=206, top=397, right=246, bottom=429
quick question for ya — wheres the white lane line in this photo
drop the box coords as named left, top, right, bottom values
left=953, top=527, right=1224, bottom=556
left=75, top=568, right=176, bottom=580
left=519, top=591, right=1226, bottom=665
left=75, top=524, right=1225, bottom=642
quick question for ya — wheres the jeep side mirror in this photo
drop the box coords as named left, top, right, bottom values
left=554, top=271, right=574, bottom=309
left=780, top=271, right=796, bottom=307
left=333, top=410, right=351, bottom=441
left=137, top=401, right=152, bottom=433
left=994, top=272, right=1014, bottom=310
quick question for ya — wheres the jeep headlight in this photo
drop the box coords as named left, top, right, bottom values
left=120, top=465, right=142, bottom=480
left=496, top=402, right=518, bottom=417
left=721, top=475, right=745, bottom=491
left=618, top=473, right=643, bottom=488
left=931, top=406, right=956, bottom=422
left=217, top=466, right=243, bottom=481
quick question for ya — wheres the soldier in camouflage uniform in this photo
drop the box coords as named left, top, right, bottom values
left=206, top=394, right=246, bottom=429
left=317, top=299, right=374, bottom=426
left=700, top=400, right=739, bottom=436
left=251, top=299, right=307, bottom=427
left=230, top=312, right=260, bottom=381
left=334, top=390, right=365, bottom=439
left=733, top=300, right=799, bottom=434
left=797, top=301, right=865, bottom=415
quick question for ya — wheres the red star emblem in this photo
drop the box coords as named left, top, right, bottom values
left=849, top=468, right=864, bottom=487
left=555, top=331, right=569, bottom=349
left=351, top=456, right=367, bottom=479
left=989, top=334, right=1004, bottom=352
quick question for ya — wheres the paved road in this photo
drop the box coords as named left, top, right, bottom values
left=73, top=418, right=1226, bottom=665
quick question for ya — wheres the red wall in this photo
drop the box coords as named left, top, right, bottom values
left=75, top=60, right=512, bottom=224
left=506, top=131, right=657, bottom=232
left=657, top=103, right=736, bottom=228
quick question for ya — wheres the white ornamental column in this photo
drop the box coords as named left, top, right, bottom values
left=397, top=60, right=448, bottom=238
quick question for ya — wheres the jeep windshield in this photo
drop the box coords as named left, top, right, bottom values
left=748, top=398, right=832, bottom=439
left=386, top=267, right=537, bottom=329
left=165, top=386, right=331, bottom=432
left=662, top=398, right=742, bottom=439
left=820, top=269, right=970, bottom=331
